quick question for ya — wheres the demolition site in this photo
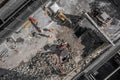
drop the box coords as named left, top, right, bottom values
left=0, top=0, right=120, bottom=80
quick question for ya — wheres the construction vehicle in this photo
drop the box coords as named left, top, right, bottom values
left=43, top=1, right=72, bottom=23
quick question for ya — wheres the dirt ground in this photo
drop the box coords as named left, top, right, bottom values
left=57, top=26, right=84, bottom=52
left=0, top=0, right=118, bottom=80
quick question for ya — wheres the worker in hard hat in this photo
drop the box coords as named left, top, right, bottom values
left=38, top=33, right=53, bottom=38
left=43, top=28, right=54, bottom=32
left=29, top=16, right=54, bottom=38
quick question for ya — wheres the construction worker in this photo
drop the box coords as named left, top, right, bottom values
left=43, top=28, right=54, bottom=32
left=38, top=33, right=53, bottom=38
left=29, top=16, right=54, bottom=32
left=47, top=35, right=53, bottom=38
left=29, top=17, right=54, bottom=38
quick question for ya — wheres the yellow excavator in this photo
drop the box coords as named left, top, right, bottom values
left=43, top=1, right=72, bottom=23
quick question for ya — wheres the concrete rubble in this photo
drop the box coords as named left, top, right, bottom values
left=0, top=0, right=120, bottom=80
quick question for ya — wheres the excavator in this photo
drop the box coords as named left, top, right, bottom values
left=43, top=1, right=72, bottom=23
left=18, top=1, right=71, bottom=33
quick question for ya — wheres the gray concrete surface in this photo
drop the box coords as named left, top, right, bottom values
left=0, top=7, right=58, bottom=69
left=0, top=0, right=120, bottom=80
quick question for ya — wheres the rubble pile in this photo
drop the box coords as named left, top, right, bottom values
left=1, top=0, right=118, bottom=80
left=0, top=40, right=79, bottom=80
